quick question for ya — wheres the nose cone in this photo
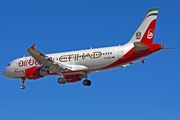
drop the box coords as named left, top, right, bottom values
left=2, top=67, right=14, bottom=78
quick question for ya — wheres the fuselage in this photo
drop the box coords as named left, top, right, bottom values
left=2, top=42, right=163, bottom=79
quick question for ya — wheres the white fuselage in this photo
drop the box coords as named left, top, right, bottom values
left=3, top=43, right=134, bottom=78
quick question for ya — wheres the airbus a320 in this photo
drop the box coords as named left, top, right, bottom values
left=3, top=8, right=166, bottom=89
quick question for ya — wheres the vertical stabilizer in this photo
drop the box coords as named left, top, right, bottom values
left=128, top=8, right=158, bottom=44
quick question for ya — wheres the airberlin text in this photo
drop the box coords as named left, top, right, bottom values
left=18, top=58, right=39, bottom=67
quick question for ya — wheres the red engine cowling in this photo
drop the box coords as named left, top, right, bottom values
left=64, top=74, right=79, bottom=83
left=25, top=67, right=49, bottom=80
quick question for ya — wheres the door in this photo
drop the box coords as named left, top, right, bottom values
left=118, top=46, right=124, bottom=58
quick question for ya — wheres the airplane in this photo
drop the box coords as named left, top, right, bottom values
left=2, top=8, right=165, bottom=89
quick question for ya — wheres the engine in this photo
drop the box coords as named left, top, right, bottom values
left=25, top=67, right=49, bottom=80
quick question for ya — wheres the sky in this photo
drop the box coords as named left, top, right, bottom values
left=0, top=0, right=180, bottom=120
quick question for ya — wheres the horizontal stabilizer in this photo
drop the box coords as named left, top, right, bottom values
left=134, top=42, right=149, bottom=51
left=162, top=47, right=176, bottom=50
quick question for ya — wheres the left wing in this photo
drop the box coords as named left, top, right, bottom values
left=27, top=44, right=72, bottom=72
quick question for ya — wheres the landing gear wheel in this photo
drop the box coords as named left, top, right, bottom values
left=87, top=80, right=91, bottom=86
left=57, top=78, right=66, bottom=84
left=20, top=85, right=26, bottom=90
left=83, top=80, right=91, bottom=86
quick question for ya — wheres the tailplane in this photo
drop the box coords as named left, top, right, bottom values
left=128, top=8, right=158, bottom=44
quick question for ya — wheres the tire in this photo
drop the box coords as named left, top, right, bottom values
left=87, top=80, right=91, bottom=86
left=83, top=80, right=91, bottom=86
left=20, top=85, right=26, bottom=90
left=57, top=78, right=66, bottom=84
left=83, top=80, right=88, bottom=86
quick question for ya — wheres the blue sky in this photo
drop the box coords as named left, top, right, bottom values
left=0, top=0, right=180, bottom=120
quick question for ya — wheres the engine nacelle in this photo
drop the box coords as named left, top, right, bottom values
left=25, top=67, right=49, bottom=80
left=39, top=69, right=49, bottom=76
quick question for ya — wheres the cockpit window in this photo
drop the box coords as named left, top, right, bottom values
left=7, top=63, right=11, bottom=66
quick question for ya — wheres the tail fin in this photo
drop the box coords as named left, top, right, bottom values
left=128, top=8, right=158, bottom=44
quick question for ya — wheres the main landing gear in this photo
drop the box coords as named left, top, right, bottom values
left=20, top=77, right=26, bottom=90
left=82, top=79, right=91, bottom=86
left=78, top=74, right=92, bottom=86
left=57, top=77, right=66, bottom=84
left=57, top=72, right=67, bottom=84
left=57, top=73, right=92, bottom=86
left=82, top=74, right=91, bottom=86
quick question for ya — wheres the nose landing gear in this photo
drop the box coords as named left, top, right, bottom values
left=20, top=84, right=25, bottom=89
left=20, top=77, right=26, bottom=90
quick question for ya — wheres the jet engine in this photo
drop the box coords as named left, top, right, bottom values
left=25, top=67, right=49, bottom=80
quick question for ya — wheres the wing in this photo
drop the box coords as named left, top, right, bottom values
left=27, top=44, right=72, bottom=72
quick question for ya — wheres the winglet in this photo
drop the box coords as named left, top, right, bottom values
left=30, top=44, right=35, bottom=50
left=141, top=58, right=145, bottom=64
